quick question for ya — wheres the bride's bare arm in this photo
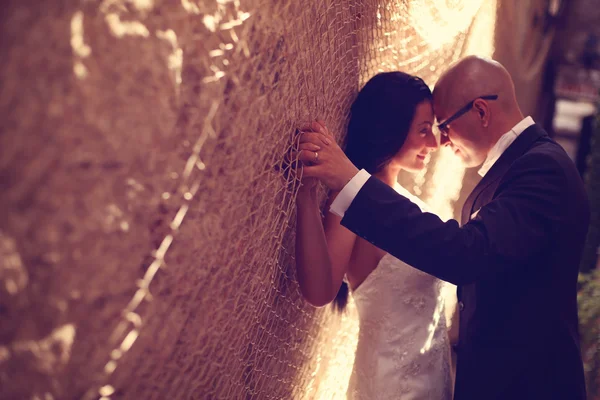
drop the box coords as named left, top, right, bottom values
left=295, top=182, right=357, bottom=307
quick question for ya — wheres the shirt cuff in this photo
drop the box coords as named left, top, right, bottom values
left=329, top=169, right=371, bottom=218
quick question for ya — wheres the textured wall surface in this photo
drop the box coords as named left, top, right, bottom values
left=0, top=1, right=502, bottom=399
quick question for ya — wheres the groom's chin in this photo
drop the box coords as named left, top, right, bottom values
left=452, top=150, right=477, bottom=168
left=463, top=156, right=486, bottom=169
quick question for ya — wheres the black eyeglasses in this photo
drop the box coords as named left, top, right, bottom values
left=437, top=95, right=498, bottom=136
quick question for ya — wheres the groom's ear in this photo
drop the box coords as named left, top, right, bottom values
left=473, top=99, right=490, bottom=128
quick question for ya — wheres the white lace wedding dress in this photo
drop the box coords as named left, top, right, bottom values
left=346, top=183, right=453, bottom=400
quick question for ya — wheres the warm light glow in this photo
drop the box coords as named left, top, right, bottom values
left=9, top=323, right=76, bottom=375
left=0, top=231, right=28, bottom=295
left=70, top=11, right=91, bottom=79
left=181, top=0, right=200, bottom=14
left=100, top=0, right=151, bottom=38
left=299, top=303, right=359, bottom=399
left=410, top=0, right=485, bottom=51
left=424, top=0, right=496, bottom=331
left=420, top=293, right=446, bottom=354
left=156, top=29, right=183, bottom=95
left=424, top=147, right=465, bottom=222
left=99, top=385, right=115, bottom=397
left=70, top=12, right=91, bottom=58
left=104, top=13, right=150, bottom=38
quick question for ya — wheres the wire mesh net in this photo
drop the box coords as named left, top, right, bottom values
left=0, top=0, right=497, bottom=398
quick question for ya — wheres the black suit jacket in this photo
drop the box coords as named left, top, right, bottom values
left=341, top=124, right=589, bottom=399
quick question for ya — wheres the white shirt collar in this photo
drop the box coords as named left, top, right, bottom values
left=477, top=116, right=535, bottom=177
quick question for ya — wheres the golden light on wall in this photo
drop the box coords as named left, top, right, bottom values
left=424, top=0, right=498, bottom=221
left=410, top=0, right=486, bottom=51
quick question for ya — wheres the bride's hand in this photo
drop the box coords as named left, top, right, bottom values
left=295, top=140, right=322, bottom=203
left=288, top=122, right=327, bottom=204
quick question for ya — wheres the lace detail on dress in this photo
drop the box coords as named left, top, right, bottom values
left=346, top=183, right=453, bottom=400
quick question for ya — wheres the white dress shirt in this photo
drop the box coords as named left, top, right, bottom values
left=330, top=116, right=536, bottom=218
left=477, top=116, right=534, bottom=177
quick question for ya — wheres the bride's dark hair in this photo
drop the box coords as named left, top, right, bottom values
left=333, top=71, right=432, bottom=312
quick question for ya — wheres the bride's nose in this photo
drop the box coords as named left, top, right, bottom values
left=426, top=133, right=439, bottom=151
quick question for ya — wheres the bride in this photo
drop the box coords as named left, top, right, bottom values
left=295, top=72, right=453, bottom=399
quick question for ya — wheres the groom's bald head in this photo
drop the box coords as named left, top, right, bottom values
left=434, top=56, right=518, bottom=114
left=432, top=56, right=524, bottom=167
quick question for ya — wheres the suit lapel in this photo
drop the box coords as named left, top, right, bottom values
left=460, top=124, right=547, bottom=225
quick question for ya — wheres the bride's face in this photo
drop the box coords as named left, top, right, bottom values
left=392, top=101, right=438, bottom=172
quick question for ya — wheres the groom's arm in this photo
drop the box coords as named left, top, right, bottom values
left=336, top=153, right=571, bottom=285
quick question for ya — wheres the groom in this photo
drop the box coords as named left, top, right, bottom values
left=298, top=56, right=589, bottom=399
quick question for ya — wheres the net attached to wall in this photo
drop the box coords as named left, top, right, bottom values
left=0, top=0, right=496, bottom=398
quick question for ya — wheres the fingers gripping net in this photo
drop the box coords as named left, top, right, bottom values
left=0, top=0, right=496, bottom=398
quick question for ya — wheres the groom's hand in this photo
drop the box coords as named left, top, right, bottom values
left=297, top=121, right=359, bottom=191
